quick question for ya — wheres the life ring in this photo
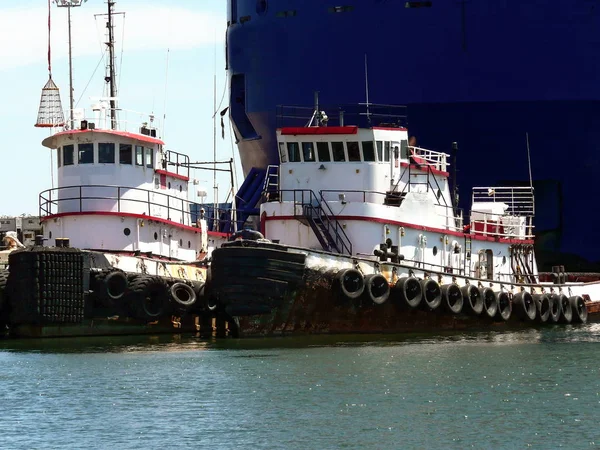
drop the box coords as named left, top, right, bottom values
left=533, top=294, right=550, bottom=323
left=461, top=284, right=483, bottom=315
left=559, top=294, right=572, bottom=323
left=512, top=291, right=536, bottom=321
left=337, top=268, right=365, bottom=300
left=170, top=282, right=197, bottom=310
left=363, top=273, right=390, bottom=305
left=548, top=294, right=562, bottom=323
left=420, top=278, right=442, bottom=311
left=393, top=276, right=422, bottom=309
left=570, top=296, right=588, bottom=324
left=479, top=287, right=498, bottom=319
left=495, top=291, right=511, bottom=321
left=441, top=284, right=462, bottom=314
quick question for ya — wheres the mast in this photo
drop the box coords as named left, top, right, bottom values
left=107, top=0, right=117, bottom=129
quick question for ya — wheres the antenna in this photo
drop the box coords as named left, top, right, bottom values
left=526, top=132, right=533, bottom=188
left=162, top=47, right=170, bottom=140
left=364, top=53, right=371, bottom=124
left=106, top=1, right=117, bottom=129
left=213, top=29, right=218, bottom=231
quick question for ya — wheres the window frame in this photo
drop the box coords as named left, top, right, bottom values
left=119, top=143, right=133, bottom=165
left=78, top=143, right=94, bottom=164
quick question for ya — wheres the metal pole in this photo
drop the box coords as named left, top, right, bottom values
left=68, top=6, right=74, bottom=129
left=107, top=1, right=117, bottom=130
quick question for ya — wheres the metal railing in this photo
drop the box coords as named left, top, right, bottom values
left=161, top=150, right=190, bottom=179
left=408, top=146, right=449, bottom=172
left=471, top=186, right=535, bottom=216
left=38, top=184, right=234, bottom=233
left=62, top=107, right=162, bottom=137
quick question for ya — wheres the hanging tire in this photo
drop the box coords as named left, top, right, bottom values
left=533, top=294, right=550, bottom=323
left=128, top=275, right=170, bottom=320
left=337, top=268, right=365, bottom=300
left=393, top=277, right=422, bottom=309
left=495, top=291, right=512, bottom=321
left=363, top=273, right=390, bottom=305
left=94, top=269, right=128, bottom=301
left=559, top=294, right=572, bottom=323
left=420, top=278, right=442, bottom=311
left=170, top=282, right=197, bottom=310
left=548, top=294, right=562, bottom=323
left=479, top=287, right=498, bottom=319
left=441, top=284, right=463, bottom=314
left=570, top=296, right=588, bottom=324
left=461, top=284, right=483, bottom=315
left=513, top=291, right=536, bottom=321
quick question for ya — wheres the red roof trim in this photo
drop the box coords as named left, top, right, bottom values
left=42, top=129, right=165, bottom=148
left=400, top=162, right=449, bottom=177
left=265, top=215, right=534, bottom=244
left=155, top=169, right=189, bottom=182
left=280, top=126, right=358, bottom=135
left=40, top=211, right=229, bottom=237
left=372, top=126, right=408, bottom=131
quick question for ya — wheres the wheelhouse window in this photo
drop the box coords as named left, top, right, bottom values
left=376, top=141, right=383, bottom=162
left=145, top=148, right=153, bottom=168
left=279, top=142, right=288, bottom=163
left=78, top=143, right=94, bottom=164
left=63, top=144, right=74, bottom=166
left=362, top=141, right=375, bottom=162
left=135, top=145, right=144, bottom=166
left=57, top=147, right=62, bottom=168
left=384, top=142, right=391, bottom=162
left=317, top=142, right=330, bottom=161
left=287, top=142, right=301, bottom=162
left=302, top=142, right=315, bottom=162
left=98, top=142, right=115, bottom=163
left=347, top=142, right=360, bottom=162
left=400, top=139, right=409, bottom=158
left=120, top=143, right=132, bottom=164
left=332, top=142, right=345, bottom=161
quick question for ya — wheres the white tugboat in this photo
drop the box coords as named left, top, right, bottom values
left=0, top=1, right=232, bottom=338
left=208, top=99, right=600, bottom=336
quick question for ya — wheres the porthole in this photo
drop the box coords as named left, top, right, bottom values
left=124, top=227, right=131, bottom=236
left=154, top=232, right=158, bottom=240
left=168, top=181, right=171, bottom=189
left=49, top=231, right=52, bottom=239
left=179, top=239, right=183, bottom=246
left=256, top=0, right=268, bottom=15
left=433, top=245, right=438, bottom=256
left=502, top=256, right=507, bottom=265
left=179, top=185, right=182, bottom=192
left=188, top=240, right=191, bottom=249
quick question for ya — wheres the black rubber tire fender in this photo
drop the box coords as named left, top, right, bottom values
left=337, top=268, right=365, bottom=300
left=170, top=282, right=197, bottom=309
left=420, top=278, right=442, bottom=311
left=570, top=296, right=588, bottom=324
left=559, top=294, right=572, bottom=323
left=363, top=273, right=390, bottom=305
left=548, top=294, right=562, bottom=323
left=441, top=284, right=463, bottom=314
left=0, top=269, right=8, bottom=313
left=461, top=284, right=483, bottom=315
left=495, top=291, right=511, bottom=321
left=533, top=294, right=550, bottom=323
left=479, top=287, right=498, bottom=319
left=128, top=275, right=170, bottom=320
left=393, top=276, right=422, bottom=309
left=513, top=291, right=536, bottom=321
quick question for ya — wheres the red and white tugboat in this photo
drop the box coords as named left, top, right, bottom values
left=0, top=1, right=231, bottom=338
left=208, top=100, right=600, bottom=337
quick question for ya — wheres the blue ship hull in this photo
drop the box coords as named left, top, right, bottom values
left=226, top=0, right=600, bottom=269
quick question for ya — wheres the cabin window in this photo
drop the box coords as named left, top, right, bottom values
left=78, top=143, right=94, bottom=164
left=145, top=148, right=153, bottom=168
left=384, top=142, right=391, bottom=162
left=120, top=143, right=132, bottom=164
left=332, top=142, right=345, bottom=161
left=135, top=145, right=144, bottom=166
left=302, top=142, right=315, bottom=162
left=57, top=148, right=62, bottom=168
left=401, top=139, right=409, bottom=159
left=347, top=142, right=360, bottom=161
left=376, top=141, right=383, bottom=161
left=362, top=141, right=375, bottom=162
left=63, top=144, right=74, bottom=166
left=279, top=142, right=288, bottom=163
left=317, top=142, right=330, bottom=161
left=98, top=142, right=115, bottom=163
left=287, top=142, right=301, bottom=162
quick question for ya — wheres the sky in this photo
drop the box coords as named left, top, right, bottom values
left=0, top=0, right=238, bottom=217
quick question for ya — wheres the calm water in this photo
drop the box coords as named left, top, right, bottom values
left=1, top=325, right=599, bottom=449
